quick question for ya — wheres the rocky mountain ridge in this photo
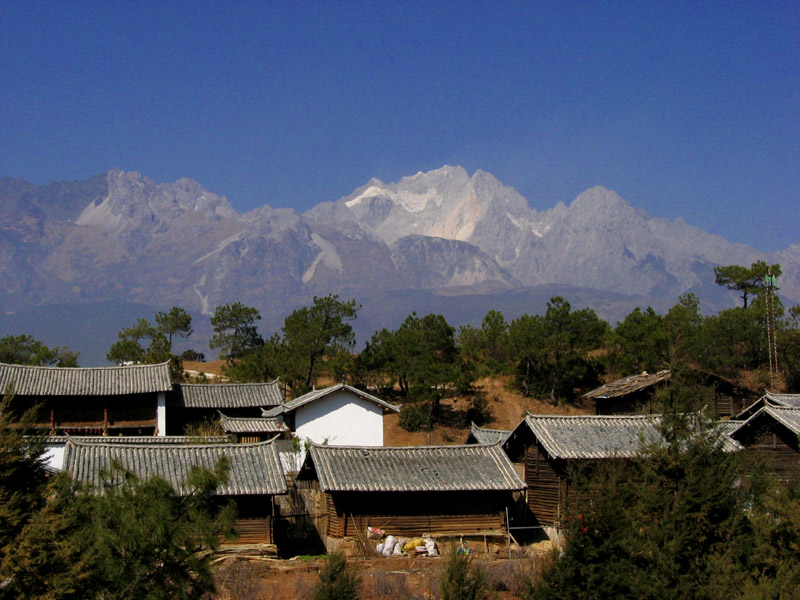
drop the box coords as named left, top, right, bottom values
left=1, top=166, right=797, bottom=364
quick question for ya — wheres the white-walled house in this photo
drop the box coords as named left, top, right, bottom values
left=262, top=383, right=400, bottom=472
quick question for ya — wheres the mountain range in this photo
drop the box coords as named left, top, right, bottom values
left=1, top=166, right=798, bottom=365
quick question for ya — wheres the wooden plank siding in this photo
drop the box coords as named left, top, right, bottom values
left=324, top=491, right=509, bottom=538
left=227, top=517, right=274, bottom=544
left=524, top=444, right=566, bottom=526
left=737, top=421, right=800, bottom=480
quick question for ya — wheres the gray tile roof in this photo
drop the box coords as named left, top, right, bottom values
left=734, top=392, right=800, bottom=420
left=582, top=370, right=671, bottom=400
left=731, top=406, right=800, bottom=438
left=519, top=413, right=741, bottom=459
left=306, top=443, right=525, bottom=493
left=218, top=412, right=287, bottom=434
left=764, top=393, right=800, bottom=409
left=0, top=362, right=172, bottom=396
left=63, top=438, right=287, bottom=496
left=45, top=435, right=230, bottom=444
left=714, top=420, right=745, bottom=437
left=169, top=381, right=283, bottom=408
left=263, top=383, right=399, bottom=417
left=466, top=423, right=511, bottom=445
left=522, top=414, right=664, bottom=459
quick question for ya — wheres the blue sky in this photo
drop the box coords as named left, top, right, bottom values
left=2, top=1, right=798, bottom=251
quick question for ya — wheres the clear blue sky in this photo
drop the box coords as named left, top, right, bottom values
left=2, top=1, right=798, bottom=251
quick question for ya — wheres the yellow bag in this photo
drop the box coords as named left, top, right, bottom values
left=402, top=538, right=426, bottom=553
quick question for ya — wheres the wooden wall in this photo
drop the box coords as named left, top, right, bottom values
left=324, top=491, right=509, bottom=539
left=524, top=444, right=566, bottom=526
left=736, top=420, right=800, bottom=480
left=218, top=495, right=276, bottom=545
left=229, top=518, right=273, bottom=544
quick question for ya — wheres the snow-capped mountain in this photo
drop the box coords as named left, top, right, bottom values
left=0, top=166, right=795, bottom=364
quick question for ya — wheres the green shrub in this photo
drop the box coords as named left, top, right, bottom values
left=311, top=551, right=360, bottom=600
left=399, top=402, right=433, bottom=432
left=441, top=548, right=492, bottom=600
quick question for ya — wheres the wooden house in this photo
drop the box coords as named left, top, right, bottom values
left=263, top=383, right=399, bottom=447
left=503, top=414, right=663, bottom=529
left=504, top=413, right=743, bottom=534
left=583, top=370, right=671, bottom=415
left=728, top=406, right=800, bottom=480
left=296, top=443, right=525, bottom=549
left=62, top=438, right=287, bottom=547
left=0, top=362, right=172, bottom=436
left=166, top=381, right=283, bottom=435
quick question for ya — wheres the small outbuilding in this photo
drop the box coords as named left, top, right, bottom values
left=263, top=383, right=399, bottom=447
left=582, top=370, right=671, bottom=415
left=63, top=438, right=287, bottom=548
left=296, top=443, right=525, bottom=549
left=465, top=423, right=512, bottom=446
left=218, top=411, right=288, bottom=443
left=166, top=381, right=283, bottom=435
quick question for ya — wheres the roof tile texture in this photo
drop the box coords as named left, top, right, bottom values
left=309, top=443, right=525, bottom=493
left=0, top=362, right=173, bottom=396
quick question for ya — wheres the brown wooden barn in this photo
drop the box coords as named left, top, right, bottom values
left=62, top=438, right=287, bottom=549
left=296, top=443, right=525, bottom=549
left=503, top=414, right=664, bottom=530
left=0, top=362, right=172, bottom=436
left=729, top=406, right=800, bottom=480
left=166, top=381, right=283, bottom=435
left=582, top=370, right=671, bottom=415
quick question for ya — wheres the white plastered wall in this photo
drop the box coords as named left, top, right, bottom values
left=294, top=390, right=384, bottom=447
left=156, top=392, right=166, bottom=436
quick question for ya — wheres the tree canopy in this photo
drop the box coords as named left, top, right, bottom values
left=107, top=307, right=192, bottom=380
left=209, top=302, right=263, bottom=363
left=714, top=260, right=781, bottom=308
left=0, top=334, right=79, bottom=367
left=282, top=294, right=359, bottom=391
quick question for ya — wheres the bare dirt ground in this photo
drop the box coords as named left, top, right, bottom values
left=384, top=376, right=592, bottom=447
left=182, top=362, right=593, bottom=446
left=213, top=551, right=548, bottom=600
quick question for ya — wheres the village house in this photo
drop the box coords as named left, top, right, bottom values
left=0, top=361, right=172, bottom=436
left=503, top=413, right=743, bottom=539
left=166, top=381, right=283, bottom=435
left=62, top=437, right=287, bottom=550
left=503, top=414, right=664, bottom=535
left=295, top=443, right=526, bottom=551
left=728, top=405, right=800, bottom=480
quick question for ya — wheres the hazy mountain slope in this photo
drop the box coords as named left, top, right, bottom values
left=1, top=166, right=797, bottom=364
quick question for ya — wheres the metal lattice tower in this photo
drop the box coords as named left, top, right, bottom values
left=765, top=270, right=779, bottom=389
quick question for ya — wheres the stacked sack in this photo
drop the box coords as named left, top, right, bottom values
left=374, top=532, right=438, bottom=557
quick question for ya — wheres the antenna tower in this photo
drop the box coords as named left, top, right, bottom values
left=765, top=269, right=778, bottom=389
